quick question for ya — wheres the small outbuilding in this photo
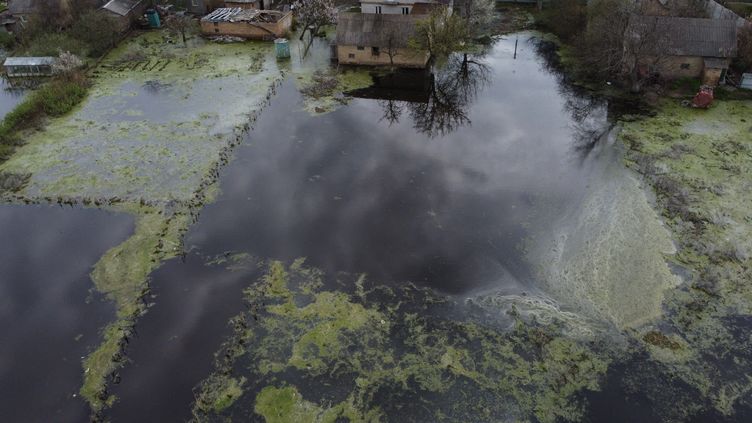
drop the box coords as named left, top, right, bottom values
left=100, top=0, right=147, bottom=32
left=3, top=56, right=55, bottom=77
left=200, top=8, right=292, bottom=40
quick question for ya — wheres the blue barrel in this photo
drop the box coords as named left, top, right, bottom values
left=146, top=9, right=161, bottom=28
left=274, top=38, right=290, bottom=60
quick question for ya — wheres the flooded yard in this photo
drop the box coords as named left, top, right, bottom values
left=1, top=29, right=751, bottom=422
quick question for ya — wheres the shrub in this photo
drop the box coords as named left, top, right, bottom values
left=69, top=11, right=121, bottom=57
left=0, top=78, right=88, bottom=145
left=24, top=32, right=89, bottom=57
left=0, top=32, right=15, bottom=50
left=734, top=25, right=752, bottom=72
left=538, top=0, right=587, bottom=42
left=35, top=80, right=88, bottom=116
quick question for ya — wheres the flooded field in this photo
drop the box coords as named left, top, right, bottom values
left=0, top=78, right=25, bottom=119
left=0, top=205, right=132, bottom=422
left=1, top=29, right=751, bottom=422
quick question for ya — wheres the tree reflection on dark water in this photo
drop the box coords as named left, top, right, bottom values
left=351, top=52, right=491, bottom=138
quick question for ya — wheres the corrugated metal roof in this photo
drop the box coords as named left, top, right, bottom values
left=101, top=0, right=143, bottom=16
left=630, top=16, right=738, bottom=58
left=202, top=7, right=287, bottom=23
left=336, top=12, right=422, bottom=48
left=3, top=57, right=56, bottom=66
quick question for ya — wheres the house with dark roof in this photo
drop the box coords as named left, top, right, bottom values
left=629, top=16, right=738, bottom=85
left=336, top=13, right=430, bottom=68
left=335, top=0, right=452, bottom=68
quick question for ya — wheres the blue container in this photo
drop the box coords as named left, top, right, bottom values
left=274, top=38, right=290, bottom=60
left=146, top=9, right=161, bottom=28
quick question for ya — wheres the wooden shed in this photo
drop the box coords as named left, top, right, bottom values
left=100, top=0, right=147, bottom=32
left=3, top=57, right=55, bottom=77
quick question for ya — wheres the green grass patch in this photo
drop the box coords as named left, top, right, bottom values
left=0, top=77, right=89, bottom=156
left=727, top=2, right=752, bottom=17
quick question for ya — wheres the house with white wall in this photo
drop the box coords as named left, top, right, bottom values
left=358, top=0, right=452, bottom=15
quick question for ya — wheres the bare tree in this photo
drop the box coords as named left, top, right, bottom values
left=621, top=16, right=671, bottom=92
left=384, top=29, right=400, bottom=67
left=455, top=0, right=495, bottom=37
left=407, top=53, right=490, bottom=137
left=293, top=0, right=336, bottom=55
left=378, top=99, right=405, bottom=125
left=166, top=14, right=195, bottom=45
left=578, top=0, right=670, bottom=92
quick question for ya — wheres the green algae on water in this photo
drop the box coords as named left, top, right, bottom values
left=190, top=259, right=610, bottom=422
left=618, top=99, right=752, bottom=417
left=81, top=207, right=190, bottom=411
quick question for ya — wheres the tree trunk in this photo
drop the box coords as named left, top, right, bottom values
left=629, top=65, right=642, bottom=93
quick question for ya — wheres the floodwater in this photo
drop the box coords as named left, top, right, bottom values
left=0, top=77, right=25, bottom=119
left=3, top=33, right=732, bottom=422
left=107, top=34, right=639, bottom=422
left=0, top=205, right=133, bottom=422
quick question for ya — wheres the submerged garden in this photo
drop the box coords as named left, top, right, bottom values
left=0, top=4, right=751, bottom=423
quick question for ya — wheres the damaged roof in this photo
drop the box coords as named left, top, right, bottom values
left=336, top=12, right=422, bottom=49
left=101, top=0, right=143, bottom=17
left=202, top=7, right=288, bottom=23
left=631, top=16, right=738, bottom=58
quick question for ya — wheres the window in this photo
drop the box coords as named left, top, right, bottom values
left=348, top=53, right=355, bottom=59
left=192, top=0, right=199, bottom=6
left=214, top=28, right=219, bottom=33
left=375, top=5, right=382, bottom=13
left=372, top=47, right=380, bottom=56
left=357, top=46, right=365, bottom=50
left=680, top=63, right=690, bottom=70
left=402, top=6, right=409, bottom=14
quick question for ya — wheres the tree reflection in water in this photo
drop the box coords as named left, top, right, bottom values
left=352, top=52, right=491, bottom=138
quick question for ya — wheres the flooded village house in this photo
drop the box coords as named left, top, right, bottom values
left=200, top=7, right=291, bottom=40
left=336, top=0, right=452, bottom=68
left=628, top=16, right=738, bottom=86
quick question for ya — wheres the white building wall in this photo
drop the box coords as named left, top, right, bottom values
left=361, top=3, right=413, bottom=14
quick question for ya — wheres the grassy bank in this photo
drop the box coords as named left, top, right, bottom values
left=0, top=77, right=88, bottom=162
left=0, top=75, right=89, bottom=195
